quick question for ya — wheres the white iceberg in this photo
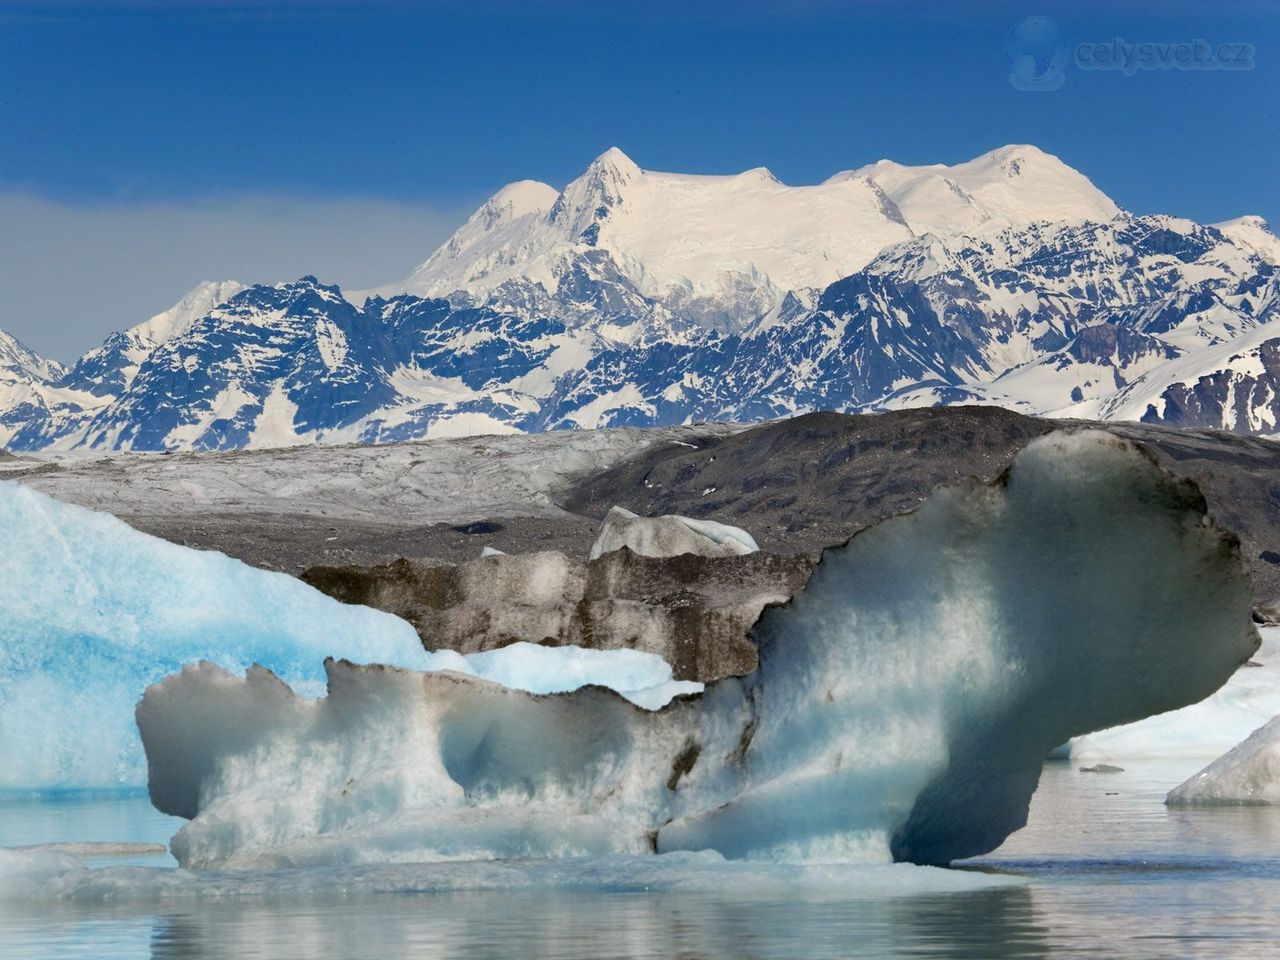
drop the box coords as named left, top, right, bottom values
left=138, top=431, right=1257, bottom=869
left=589, top=506, right=759, bottom=560
left=422, top=642, right=703, bottom=709
left=0, top=481, right=427, bottom=789
left=1167, top=713, right=1280, bottom=805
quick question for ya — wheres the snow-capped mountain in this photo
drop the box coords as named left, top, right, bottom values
left=2, top=145, right=1279, bottom=452
left=0, top=329, right=68, bottom=442
left=828, top=144, right=1122, bottom=238
left=372, top=144, right=1120, bottom=330
left=0, top=329, right=64, bottom=384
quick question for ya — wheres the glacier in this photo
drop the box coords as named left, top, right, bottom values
left=0, top=481, right=427, bottom=789
left=137, top=431, right=1257, bottom=869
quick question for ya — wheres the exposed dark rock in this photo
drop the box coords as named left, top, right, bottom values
left=1142, top=338, right=1280, bottom=433
left=666, top=741, right=702, bottom=791
left=564, top=407, right=1057, bottom=556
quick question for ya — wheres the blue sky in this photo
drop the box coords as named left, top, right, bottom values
left=1, top=0, right=1277, bottom=360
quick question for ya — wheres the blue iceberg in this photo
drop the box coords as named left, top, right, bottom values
left=0, top=481, right=427, bottom=789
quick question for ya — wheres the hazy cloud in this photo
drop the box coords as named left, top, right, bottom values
left=0, top=193, right=471, bottom=363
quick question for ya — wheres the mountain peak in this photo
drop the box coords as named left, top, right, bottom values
left=982, top=143, right=1051, bottom=161
left=548, top=147, right=643, bottom=234
left=129, top=280, right=247, bottom=346
left=1213, top=215, right=1280, bottom=264
left=844, top=144, right=1121, bottom=235
left=966, top=143, right=1068, bottom=179
left=737, top=165, right=781, bottom=184
left=485, top=179, right=559, bottom=221
left=588, top=146, right=641, bottom=177
left=275, top=275, right=347, bottom=299
left=0, top=327, right=62, bottom=384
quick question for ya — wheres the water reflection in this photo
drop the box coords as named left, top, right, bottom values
left=6, top=761, right=1280, bottom=959
left=140, top=887, right=1050, bottom=960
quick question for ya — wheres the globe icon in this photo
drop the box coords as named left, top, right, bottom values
left=1005, top=17, right=1069, bottom=91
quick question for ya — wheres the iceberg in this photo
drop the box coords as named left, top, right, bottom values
left=589, top=506, right=760, bottom=559
left=138, top=431, right=1257, bottom=868
left=1166, top=713, right=1280, bottom=805
left=0, top=481, right=427, bottom=789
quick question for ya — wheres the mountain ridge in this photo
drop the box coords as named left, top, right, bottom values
left=3, top=146, right=1279, bottom=452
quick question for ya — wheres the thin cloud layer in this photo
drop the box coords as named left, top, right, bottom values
left=0, top=193, right=467, bottom=363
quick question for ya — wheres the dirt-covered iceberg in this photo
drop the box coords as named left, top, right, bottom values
left=138, top=431, right=1258, bottom=868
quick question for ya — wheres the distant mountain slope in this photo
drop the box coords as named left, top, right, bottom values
left=1, top=146, right=1278, bottom=451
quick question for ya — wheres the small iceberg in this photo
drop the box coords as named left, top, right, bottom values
left=1167, top=713, right=1280, bottom=805
left=589, top=505, right=759, bottom=559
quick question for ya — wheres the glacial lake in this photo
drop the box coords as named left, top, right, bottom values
left=3, top=759, right=1279, bottom=959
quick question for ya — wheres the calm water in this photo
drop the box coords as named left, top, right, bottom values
left=3, top=760, right=1279, bottom=959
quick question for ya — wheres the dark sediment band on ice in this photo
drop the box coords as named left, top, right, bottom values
left=302, top=549, right=814, bottom=683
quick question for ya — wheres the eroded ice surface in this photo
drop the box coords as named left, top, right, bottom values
left=422, top=642, right=703, bottom=709
left=1069, top=628, right=1280, bottom=761
left=138, top=431, right=1257, bottom=869
left=0, top=482, right=427, bottom=789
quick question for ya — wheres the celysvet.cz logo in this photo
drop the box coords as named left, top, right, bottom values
left=1005, top=16, right=1256, bottom=91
